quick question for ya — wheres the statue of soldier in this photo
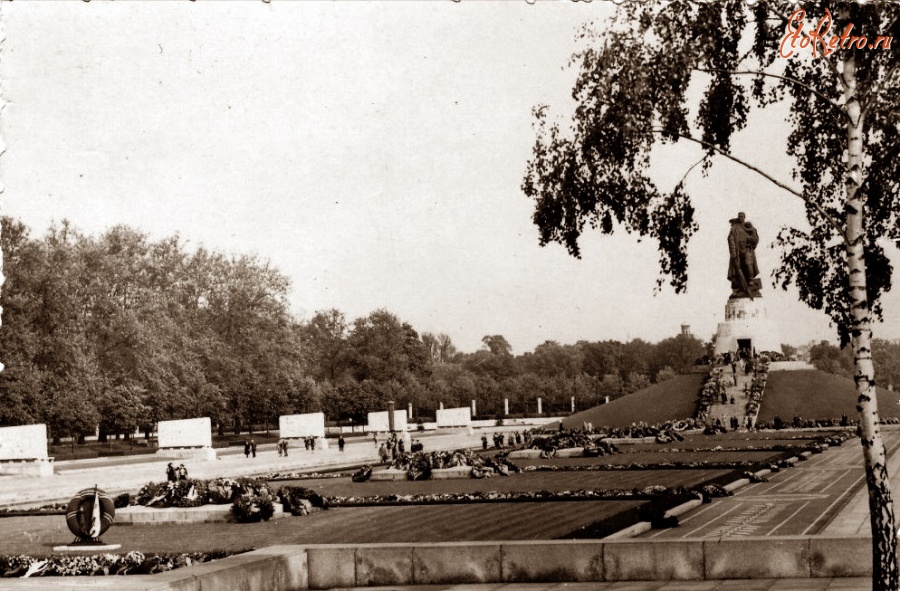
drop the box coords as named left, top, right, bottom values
left=727, top=212, right=761, bottom=298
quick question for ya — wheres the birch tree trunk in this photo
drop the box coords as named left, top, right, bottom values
left=842, top=50, right=898, bottom=590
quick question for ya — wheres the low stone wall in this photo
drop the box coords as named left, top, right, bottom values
left=370, top=465, right=488, bottom=480
left=0, top=537, right=878, bottom=590
left=116, top=503, right=286, bottom=525
left=302, top=537, right=876, bottom=587
left=430, top=465, right=472, bottom=479
left=369, top=468, right=407, bottom=481
left=508, top=447, right=586, bottom=459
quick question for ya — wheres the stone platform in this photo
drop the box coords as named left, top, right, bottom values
left=116, top=502, right=286, bottom=525
left=370, top=468, right=408, bottom=481
left=430, top=466, right=472, bottom=479
left=370, top=466, right=486, bottom=480
left=508, top=448, right=585, bottom=459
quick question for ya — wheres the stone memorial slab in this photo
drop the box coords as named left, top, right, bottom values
left=158, top=417, right=212, bottom=448
left=0, top=424, right=48, bottom=460
left=157, top=417, right=215, bottom=460
left=279, top=412, right=326, bottom=439
left=436, top=407, right=471, bottom=427
left=368, top=410, right=408, bottom=432
left=0, top=424, right=53, bottom=476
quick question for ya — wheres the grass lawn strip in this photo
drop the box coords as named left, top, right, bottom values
left=0, top=501, right=645, bottom=554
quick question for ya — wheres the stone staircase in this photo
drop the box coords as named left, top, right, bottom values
left=706, top=367, right=756, bottom=429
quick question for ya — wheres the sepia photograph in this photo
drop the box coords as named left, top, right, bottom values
left=0, top=2, right=898, bottom=589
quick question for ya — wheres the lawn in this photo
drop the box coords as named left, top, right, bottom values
left=272, top=468, right=732, bottom=498
left=512, top=450, right=784, bottom=467
left=0, top=501, right=647, bottom=555
left=559, top=373, right=704, bottom=429
left=759, top=370, right=896, bottom=422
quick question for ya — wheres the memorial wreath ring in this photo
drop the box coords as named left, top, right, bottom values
left=65, top=487, right=115, bottom=541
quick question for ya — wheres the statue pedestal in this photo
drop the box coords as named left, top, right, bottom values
left=713, top=297, right=781, bottom=356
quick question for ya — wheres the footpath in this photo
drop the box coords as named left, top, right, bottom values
left=0, top=428, right=509, bottom=508
left=324, top=581, right=871, bottom=590
left=705, top=370, right=754, bottom=429
left=646, top=427, right=900, bottom=539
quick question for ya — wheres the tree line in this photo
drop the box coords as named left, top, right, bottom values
left=0, top=217, right=707, bottom=442
left=807, top=340, right=900, bottom=391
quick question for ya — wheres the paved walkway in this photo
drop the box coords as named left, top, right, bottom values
left=823, top=425, right=900, bottom=535
left=0, top=577, right=876, bottom=590
left=645, top=427, right=900, bottom=539
left=0, top=428, right=509, bottom=508
left=706, top=370, right=754, bottom=429
left=324, top=580, right=873, bottom=590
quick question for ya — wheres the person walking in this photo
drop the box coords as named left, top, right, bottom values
left=378, top=443, right=389, bottom=463
left=166, top=462, right=177, bottom=482
left=250, top=439, right=257, bottom=458
left=243, top=440, right=251, bottom=459
left=338, top=435, right=345, bottom=452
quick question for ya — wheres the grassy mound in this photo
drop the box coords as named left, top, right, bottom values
left=758, top=369, right=897, bottom=422
left=559, top=373, right=704, bottom=430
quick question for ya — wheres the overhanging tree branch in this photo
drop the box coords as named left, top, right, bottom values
left=651, top=127, right=848, bottom=245
left=696, top=68, right=846, bottom=115
left=676, top=156, right=708, bottom=188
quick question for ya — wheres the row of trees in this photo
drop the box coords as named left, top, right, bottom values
left=0, top=216, right=707, bottom=442
left=808, top=339, right=900, bottom=391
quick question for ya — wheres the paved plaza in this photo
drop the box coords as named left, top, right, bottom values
left=0, top=428, right=503, bottom=508
left=645, top=428, right=900, bottom=539
left=325, top=582, right=874, bottom=591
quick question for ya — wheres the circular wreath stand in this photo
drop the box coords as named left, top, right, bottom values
left=53, top=486, right=121, bottom=552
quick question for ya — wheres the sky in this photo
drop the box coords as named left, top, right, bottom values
left=1, top=1, right=898, bottom=355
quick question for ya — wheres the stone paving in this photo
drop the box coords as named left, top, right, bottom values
left=324, top=582, right=874, bottom=591
left=0, top=428, right=512, bottom=508
left=706, top=370, right=754, bottom=429
left=645, top=427, right=900, bottom=539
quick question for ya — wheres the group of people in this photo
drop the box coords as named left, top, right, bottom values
left=276, top=439, right=290, bottom=456
left=378, top=432, right=404, bottom=463
left=243, top=439, right=257, bottom=458
left=375, top=432, right=423, bottom=462
left=165, top=462, right=188, bottom=482
left=481, top=430, right=526, bottom=450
